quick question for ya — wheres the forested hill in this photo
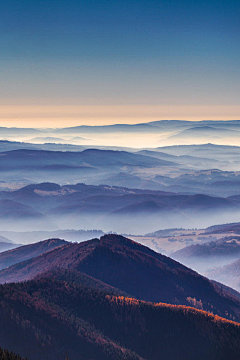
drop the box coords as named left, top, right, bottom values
left=2, top=234, right=240, bottom=324
left=1, top=276, right=240, bottom=360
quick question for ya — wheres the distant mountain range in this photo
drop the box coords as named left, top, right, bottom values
left=2, top=120, right=240, bottom=148
left=0, top=142, right=240, bottom=197
left=2, top=121, right=240, bottom=359
left=1, top=140, right=240, bottom=199
left=0, top=182, right=240, bottom=233
left=1, top=234, right=240, bottom=359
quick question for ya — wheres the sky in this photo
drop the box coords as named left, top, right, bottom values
left=0, top=0, right=240, bottom=127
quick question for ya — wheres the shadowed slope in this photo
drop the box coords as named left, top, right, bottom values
left=1, top=277, right=240, bottom=360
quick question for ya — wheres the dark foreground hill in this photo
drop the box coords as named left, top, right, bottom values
left=1, top=274, right=240, bottom=360
left=2, top=235, right=240, bottom=324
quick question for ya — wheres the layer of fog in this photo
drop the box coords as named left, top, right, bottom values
left=170, top=255, right=240, bottom=275
left=1, top=208, right=240, bottom=238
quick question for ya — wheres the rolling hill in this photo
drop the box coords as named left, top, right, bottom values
left=0, top=181, right=240, bottom=233
left=1, top=273, right=240, bottom=360
left=1, top=234, right=240, bottom=324
left=0, top=148, right=174, bottom=170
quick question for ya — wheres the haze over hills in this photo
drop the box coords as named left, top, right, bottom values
left=168, top=126, right=240, bottom=142
left=160, top=143, right=240, bottom=158
left=1, top=182, right=240, bottom=233
left=2, top=120, right=240, bottom=148
left=206, top=256, right=240, bottom=293
left=1, top=121, right=240, bottom=359
left=0, top=229, right=104, bottom=245
left=0, top=141, right=240, bottom=198
left=171, top=236, right=240, bottom=273
left=1, top=122, right=240, bottom=358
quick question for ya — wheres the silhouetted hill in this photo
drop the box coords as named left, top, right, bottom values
left=0, top=238, right=68, bottom=271
left=22, top=182, right=61, bottom=191
left=2, top=235, right=240, bottom=323
left=1, top=276, right=240, bottom=360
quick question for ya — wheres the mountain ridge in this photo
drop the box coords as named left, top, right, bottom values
left=1, top=234, right=240, bottom=324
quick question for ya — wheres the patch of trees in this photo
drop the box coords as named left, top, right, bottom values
left=0, top=348, right=27, bottom=360
left=1, top=277, right=240, bottom=360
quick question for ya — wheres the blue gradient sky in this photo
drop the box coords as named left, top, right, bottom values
left=0, top=0, right=239, bottom=126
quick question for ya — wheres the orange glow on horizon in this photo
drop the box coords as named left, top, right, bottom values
left=0, top=104, right=239, bottom=128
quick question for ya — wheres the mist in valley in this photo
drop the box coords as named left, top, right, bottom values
left=1, top=122, right=240, bottom=298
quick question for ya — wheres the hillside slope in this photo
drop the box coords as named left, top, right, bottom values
left=0, top=238, right=68, bottom=271
left=1, top=276, right=240, bottom=360
left=1, top=234, right=240, bottom=323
